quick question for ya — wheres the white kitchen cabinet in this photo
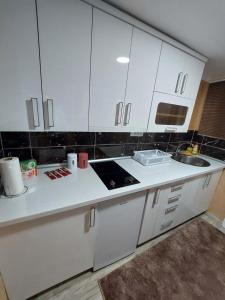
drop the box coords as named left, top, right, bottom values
left=94, top=191, right=146, bottom=270
left=37, top=0, right=92, bottom=131
left=175, top=171, right=221, bottom=225
left=155, top=42, right=205, bottom=100
left=0, top=0, right=43, bottom=131
left=0, top=207, right=95, bottom=300
left=139, top=171, right=221, bottom=245
left=139, top=183, right=183, bottom=244
left=147, top=92, right=195, bottom=132
left=89, top=9, right=132, bottom=132
left=138, top=190, right=159, bottom=245
left=123, top=28, right=162, bottom=132
left=194, top=171, right=221, bottom=216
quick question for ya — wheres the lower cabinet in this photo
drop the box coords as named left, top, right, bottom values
left=0, top=207, right=96, bottom=300
left=138, top=171, right=222, bottom=245
left=94, top=191, right=146, bottom=270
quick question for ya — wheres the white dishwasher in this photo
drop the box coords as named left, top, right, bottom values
left=94, top=191, right=146, bottom=270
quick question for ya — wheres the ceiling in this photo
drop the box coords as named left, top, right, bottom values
left=104, top=0, right=225, bottom=82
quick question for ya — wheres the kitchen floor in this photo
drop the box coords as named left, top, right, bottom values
left=32, top=213, right=225, bottom=300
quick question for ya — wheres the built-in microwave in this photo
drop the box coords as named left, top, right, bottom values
left=147, top=92, right=195, bottom=132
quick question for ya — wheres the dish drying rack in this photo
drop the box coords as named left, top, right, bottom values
left=133, top=150, right=171, bottom=166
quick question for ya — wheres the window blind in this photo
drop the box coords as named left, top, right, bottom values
left=199, top=81, right=225, bottom=139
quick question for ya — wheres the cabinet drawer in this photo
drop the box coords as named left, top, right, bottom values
left=167, top=194, right=182, bottom=207
left=170, top=183, right=183, bottom=194
left=160, top=219, right=174, bottom=232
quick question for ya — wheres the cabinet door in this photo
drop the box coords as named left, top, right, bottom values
left=176, top=178, right=201, bottom=225
left=123, top=28, right=162, bottom=132
left=180, top=55, right=205, bottom=100
left=89, top=9, right=132, bottom=132
left=37, top=0, right=92, bottom=131
left=0, top=0, right=43, bottom=131
left=153, top=186, right=181, bottom=236
left=0, top=208, right=95, bottom=300
left=155, top=43, right=186, bottom=97
left=138, top=190, right=159, bottom=245
left=147, top=92, right=194, bottom=132
left=194, top=171, right=221, bottom=215
left=94, top=191, right=146, bottom=270
left=155, top=42, right=204, bottom=100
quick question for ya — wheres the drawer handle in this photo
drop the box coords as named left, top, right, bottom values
left=168, top=195, right=181, bottom=204
left=47, top=98, right=54, bottom=127
left=123, top=103, right=132, bottom=125
left=31, top=97, right=40, bottom=128
left=160, top=220, right=173, bottom=231
left=115, top=102, right=124, bottom=125
left=171, top=185, right=183, bottom=192
left=89, top=208, right=95, bottom=228
left=175, top=72, right=183, bottom=93
left=152, top=188, right=160, bottom=208
left=180, top=73, right=188, bottom=95
left=164, top=127, right=177, bottom=133
left=165, top=205, right=178, bottom=215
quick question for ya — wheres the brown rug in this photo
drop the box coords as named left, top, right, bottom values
left=99, top=218, right=225, bottom=300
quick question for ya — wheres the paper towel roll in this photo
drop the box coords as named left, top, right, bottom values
left=67, top=153, right=77, bottom=171
left=0, top=157, right=24, bottom=196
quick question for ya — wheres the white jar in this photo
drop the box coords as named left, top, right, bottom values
left=67, top=153, right=77, bottom=171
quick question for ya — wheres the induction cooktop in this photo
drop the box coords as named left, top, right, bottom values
left=90, top=160, right=140, bottom=190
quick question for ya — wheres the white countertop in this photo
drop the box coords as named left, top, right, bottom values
left=0, top=155, right=224, bottom=228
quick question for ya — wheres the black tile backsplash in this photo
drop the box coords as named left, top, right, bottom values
left=1, top=130, right=225, bottom=164
left=169, top=131, right=194, bottom=143
left=139, top=132, right=170, bottom=143
left=1, top=132, right=30, bottom=148
left=4, top=148, right=32, bottom=161
left=96, top=132, right=138, bottom=145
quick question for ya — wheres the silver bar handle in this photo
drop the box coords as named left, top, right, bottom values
left=168, top=194, right=181, bottom=204
left=165, top=127, right=177, bottom=133
left=171, top=185, right=183, bottom=192
left=165, top=205, right=178, bottom=215
left=47, top=98, right=54, bottom=127
left=123, top=103, right=132, bottom=125
left=31, top=98, right=40, bottom=127
left=115, top=102, right=124, bottom=126
left=206, top=174, right=212, bottom=187
left=202, top=175, right=209, bottom=189
left=180, top=73, right=188, bottom=95
left=160, top=220, right=173, bottom=231
left=89, top=208, right=95, bottom=228
left=175, top=72, right=183, bottom=93
left=152, top=188, right=160, bottom=208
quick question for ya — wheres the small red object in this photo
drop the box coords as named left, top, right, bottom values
left=61, top=167, right=72, bottom=175
left=78, top=152, right=88, bottom=169
left=45, top=171, right=57, bottom=180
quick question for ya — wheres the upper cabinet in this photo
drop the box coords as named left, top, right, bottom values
left=0, top=1, right=206, bottom=132
left=0, top=0, right=43, bottom=131
left=37, top=0, right=92, bottom=131
left=155, top=43, right=205, bottom=100
left=89, top=9, right=162, bottom=132
left=123, top=29, right=162, bottom=132
left=89, top=9, right=132, bottom=132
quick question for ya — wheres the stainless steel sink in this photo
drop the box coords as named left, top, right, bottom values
left=172, top=154, right=211, bottom=167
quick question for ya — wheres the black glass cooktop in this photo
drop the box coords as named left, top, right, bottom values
left=90, top=160, right=140, bottom=190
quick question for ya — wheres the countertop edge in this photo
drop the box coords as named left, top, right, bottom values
left=0, top=162, right=224, bottom=228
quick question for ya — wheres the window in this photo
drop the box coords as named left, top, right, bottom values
left=199, top=81, right=225, bottom=139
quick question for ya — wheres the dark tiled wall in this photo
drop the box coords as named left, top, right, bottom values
left=0, top=130, right=225, bottom=164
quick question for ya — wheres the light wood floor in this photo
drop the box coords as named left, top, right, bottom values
left=32, top=213, right=225, bottom=300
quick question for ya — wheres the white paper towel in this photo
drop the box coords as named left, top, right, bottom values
left=0, top=157, right=24, bottom=196
left=67, top=153, right=77, bottom=171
